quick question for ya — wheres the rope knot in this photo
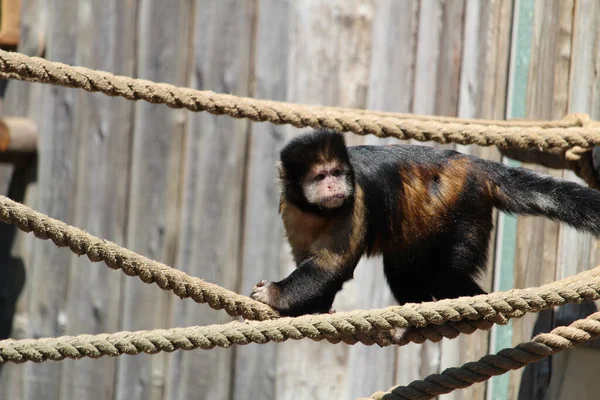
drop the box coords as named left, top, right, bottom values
left=563, top=112, right=592, bottom=127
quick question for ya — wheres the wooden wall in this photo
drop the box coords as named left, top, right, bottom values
left=0, top=1, right=599, bottom=399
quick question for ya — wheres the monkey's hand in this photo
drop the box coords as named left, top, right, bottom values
left=250, top=280, right=286, bottom=311
left=250, top=260, right=345, bottom=316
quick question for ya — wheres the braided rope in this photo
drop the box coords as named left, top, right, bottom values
left=2, top=194, right=600, bottom=342
left=365, top=311, right=600, bottom=400
left=1, top=294, right=599, bottom=368
left=1, top=50, right=600, bottom=151
left=0, top=195, right=279, bottom=321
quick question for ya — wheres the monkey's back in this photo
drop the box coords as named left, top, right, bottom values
left=347, top=144, right=494, bottom=277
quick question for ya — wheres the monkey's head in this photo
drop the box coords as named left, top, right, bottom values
left=278, top=129, right=355, bottom=213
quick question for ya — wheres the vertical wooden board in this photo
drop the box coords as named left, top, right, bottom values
left=166, top=1, right=252, bottom=400
left=58, top=1, right=137, bottom=400
left=558, top=0, right=600, bottom=282
left=18, top=1, right=79, bottom=399
left=434, top=0, right=467, bottom=118
left=367, top=0, right=419, bottom=115
left=439, top=1, right=513, bottom=400
left=0, top=164, right=37, bottom=400
left=551, top=1, right=600, bottom=396
left=412, top=0, right=441, bottom=117
left=274, top=1, right=375, bottom=399
left=412, top=0, right=466, bottom=118
left=232, top=1, right=289, bottom=399
left=0, top=1, right=45, bottom=398
left=114, top=1, right=193, bottom=400
left=487, top=1, right=535, bottom=398
left=507, top=1, right=574, bottom=398
left=1, top=0, right=46, bottom=118
left=397, top=0, right=442, bottom=385
left=394, top=0, right=467, bottom=391
left=341, top=1, right=419, bottom=398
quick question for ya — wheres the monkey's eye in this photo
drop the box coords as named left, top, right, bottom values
left=331, top=169, right=342, bottom=177
left=315, top=174, right=326, bottom=181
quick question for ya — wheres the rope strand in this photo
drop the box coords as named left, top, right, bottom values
left=2, top=194, right=600, bottom=345
left=0, top=195, right=278, bottom=321
left=365, top=312, right=600, bottom=400
left=2, top=49, right=600, bottom=151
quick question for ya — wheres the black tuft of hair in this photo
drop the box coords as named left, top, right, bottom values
left=280, top=129, right=350, bottom=181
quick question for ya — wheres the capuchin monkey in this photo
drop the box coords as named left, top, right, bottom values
left=250, top=128, right=600, bottom=317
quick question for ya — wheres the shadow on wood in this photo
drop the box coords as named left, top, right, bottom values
left=0, top=157, right=36, bottom=377
left=518, top=300, right=600, bottom=400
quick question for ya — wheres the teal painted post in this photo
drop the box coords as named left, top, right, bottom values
left=487, top=0, right=534, bottom=399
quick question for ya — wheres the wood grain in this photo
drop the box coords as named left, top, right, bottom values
left=343, top=2, right=419, bottom=397
left=546, top=0, right=600, bottom=398
left=231, top=1, right=288, bottom=399
left=113, top=1, right=192, bottom=400
left=19, top=1, right=78, bottom=398
left=275, top=1, right=374, bottom=399
left=0, top=1, right=45, bottom=398
left=401, top=2, right=468, bottom=394
left=0, top=3, right=597, bottom=400
left=440, top=1, right=513, bottom=400
left=166, top=1, right=252, bottom=399
left=57, top=1, right=137, bottom=399
left=508, top=1, right=574, bottom=398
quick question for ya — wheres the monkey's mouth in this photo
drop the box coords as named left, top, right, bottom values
left=320, top=194, right=346, bottom=208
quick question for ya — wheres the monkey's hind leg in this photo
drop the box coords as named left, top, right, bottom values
left=430, top=241, right=488, bottom=300
left=430, top=273, right=486, bottom=300
left=383, top=255, right=434, bottom=305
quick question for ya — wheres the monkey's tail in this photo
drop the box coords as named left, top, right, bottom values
left=485, top=160, right=600, bottom=237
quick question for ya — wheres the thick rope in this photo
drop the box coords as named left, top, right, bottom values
left=0, top=195, right=279, bottom=321
left=365, top=312, right=600, bottom=400
left=1, top=49, right=600, bottom=151
left=499, top=147, right=600, bottom=189
left=2, top=194, right=600, bottom=342
left=498, top=113, right=600, bottom=189
left=1, top=292, right=599, bottom=367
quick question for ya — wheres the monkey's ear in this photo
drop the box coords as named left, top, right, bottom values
left=275, top=161, right=285, bottom=178
left=274, top=161, right=286, bottom=192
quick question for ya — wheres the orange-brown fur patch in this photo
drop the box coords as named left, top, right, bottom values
left=395, top=157, right=470, bottom=248
left=483, top=178, right=508, bottom=205
left=280, top=187, right=367, bottom=272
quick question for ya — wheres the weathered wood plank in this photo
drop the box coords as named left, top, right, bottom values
left=231, top=1, right=289, bottom=399
left=166, top=1, right=253, bottom=399
left=113, top=1, right=193, bottom=400
left=0, top=163, right=36, bottom=400
left=57, top=1, right=137, bottom=399
left=365, top=0, right=422, bottom=388
left=396, top=1, right=467, bottom=392
left=439, top=1, right=513, bottom=399
left=508, top=1, right=574, bottom=398
left=343, top=1, right=419, bottom=398
left=547, top=0, right=600, bottom=397
left=487, top=1, right=534, bottom=398
left=17, top=1, right=79, bottom=398
left=274, top=1, right=375, bottom=399
left=0, top=2, right=45, bottom=398
left=557, top=0, right=600, bottom=282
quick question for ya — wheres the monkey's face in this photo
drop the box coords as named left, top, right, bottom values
left=302, top=162, right=351, bottom=209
